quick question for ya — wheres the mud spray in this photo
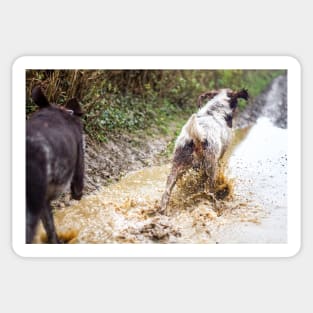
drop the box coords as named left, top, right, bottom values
left=35, top=165, right=238, bottom=244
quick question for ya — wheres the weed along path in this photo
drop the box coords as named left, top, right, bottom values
left=34, top=75, right=288, bottom=244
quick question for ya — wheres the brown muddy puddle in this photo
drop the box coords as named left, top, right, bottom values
left=35, top=117, right=287, bottom=244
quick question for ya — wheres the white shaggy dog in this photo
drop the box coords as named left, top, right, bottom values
left=160, top=88, right=248, bottom=213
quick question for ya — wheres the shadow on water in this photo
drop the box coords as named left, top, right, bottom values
left=35, top=117, right=287, bottom=244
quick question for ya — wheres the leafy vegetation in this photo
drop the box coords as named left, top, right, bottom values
left=26, top=69, right=284, bottom=142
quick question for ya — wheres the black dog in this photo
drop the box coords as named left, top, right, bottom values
left=26, top=86, right=85, bottom=243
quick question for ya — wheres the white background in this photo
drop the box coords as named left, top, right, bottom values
left=0, top=1, right=310, bottom=312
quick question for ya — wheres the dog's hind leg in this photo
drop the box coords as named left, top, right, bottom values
left=160, top=164, right=188, bottom=214
left=41, top=203, right=60, bottom=244
left=203, top=150, right=218, bottom=191
left=26, top=208, right=40, bottom=244
left=26, top=192, right=44, bottom=243
left=26, top=157, right=46, bottom=244
left=160, top=141, right=194, bottom=214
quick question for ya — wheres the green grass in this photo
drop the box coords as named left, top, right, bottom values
left=26, top=69, right=285, bottom=143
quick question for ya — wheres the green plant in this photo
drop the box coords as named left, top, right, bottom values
left=26, top=69, right=284, bottom=142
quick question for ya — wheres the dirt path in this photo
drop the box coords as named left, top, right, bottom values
left=235, top=74, right=287, bottom=129
left=38, top=117, right=287, bottom=244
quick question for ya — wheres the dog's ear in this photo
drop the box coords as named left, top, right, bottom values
left=31, top=86, right=50, bottom=108
left=65, top=98, right=83, bottom=116
left=235, top=88, right=249, bottom=101
left=229, top=88, right=249, bottom=109
left=197, top=90, right=218, bottom=108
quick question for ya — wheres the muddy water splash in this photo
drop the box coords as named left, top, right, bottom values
left=35, top=118, right=287, bottom=244
left=223, top=117, right=287, bottom=243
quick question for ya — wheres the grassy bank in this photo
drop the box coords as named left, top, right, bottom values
left=26, top=69, right=284, bottom=142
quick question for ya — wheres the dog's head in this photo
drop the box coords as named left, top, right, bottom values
left=197, top=88, right=249, bottom=109
left=197, top=88, right=249, bottom=127
left=226, top=88, right=249, bottom=109
left=31, top=86, right=83, bottom=117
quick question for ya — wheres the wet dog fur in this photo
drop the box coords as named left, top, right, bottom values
left=26, top=86, right=85, bottom=243
left=160, top=88, right=248, bottom=213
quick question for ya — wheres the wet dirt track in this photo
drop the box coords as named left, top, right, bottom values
left=34, top=116, right=287, bottom=244
left=34, top=75, right=288, bottom=244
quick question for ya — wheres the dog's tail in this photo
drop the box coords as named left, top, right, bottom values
left=185, top=114, right=206, bottom=145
